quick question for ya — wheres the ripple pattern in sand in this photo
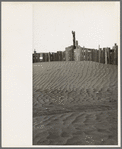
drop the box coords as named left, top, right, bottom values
left=33, top=61, right=118, bottom=145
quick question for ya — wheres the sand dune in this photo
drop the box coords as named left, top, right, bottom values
left=33, top=61, right=118, bottom=145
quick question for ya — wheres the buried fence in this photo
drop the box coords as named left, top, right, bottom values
left=33, top=43, right=118, bottom=65
left=66, top=43, right=118, bottom=65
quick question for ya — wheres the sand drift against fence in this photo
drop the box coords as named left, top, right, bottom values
left=33, top=61, right=118, bottom=145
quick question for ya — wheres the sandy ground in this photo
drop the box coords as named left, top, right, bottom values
left=33, top=61, right=118, bottom=145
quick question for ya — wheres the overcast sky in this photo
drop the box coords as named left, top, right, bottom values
left=33, top=2, right=120, bottom=53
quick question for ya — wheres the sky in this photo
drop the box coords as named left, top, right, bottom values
left=33, top=2, right=120, bottom=53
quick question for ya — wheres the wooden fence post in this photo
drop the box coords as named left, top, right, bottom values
left=88, top=49, right=90, bottom=61
left=95, top=49, right=97, bottom=62
left=80, top=48, right=82, bottom=61
left=114, top=46, right=116, bottom=65
left=43, top=53, right=44, bottom=62
left=100, top=49, right=102, bottom=63
left=111, top=49, right=114, bottom=64
left=105, top=48, right=107, bottom=64
left=87, top=49, right=89, bottom=61
left=62, top=51, right=64, bottom=61
left=45, top=53, right=47, bottom=62
left=65, top=50, right=68, bottom=61
left=113, top=43, right=118, bottom=65
left=53, top=53, right=56, bottom=61
left=92, top=49, right=94, bottom=61
left=101, top=49, right=104, bottom=64
left=48, top=53, right=50, bottom=62
left=89, top=50, right=91, bottom=61
left=116, top=44, right=118, bottom=65
left=97, top=50, right=98, bottom=62
left=83, top=47, right=84, bottom=61
left=95, top=49, right=96, bottom=62
left=107, top=48, right=110, bottom=64
left=99, top=48, right=101, bottom=63
left=54, top=53, right=56, bottom=61
left=83, top=47, right=85, bottom=61
left=94, top=50, right=96, bottom=62
left=116, top=45, right=118, bottom=65
left=80, top=48, right=83, bottom=61
left=103, top=49, right=105, bottom=64
left=85, top=48, right=88, bottom=61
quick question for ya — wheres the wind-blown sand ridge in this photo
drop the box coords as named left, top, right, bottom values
left=33, top=61, right=118, bottom=145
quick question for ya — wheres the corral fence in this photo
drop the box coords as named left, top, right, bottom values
left=33, top=43, right=118, bottom=65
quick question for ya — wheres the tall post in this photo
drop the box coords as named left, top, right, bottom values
left=76, top=40, right=78, bottom=48
left=72, top=31, right=76, bottom=49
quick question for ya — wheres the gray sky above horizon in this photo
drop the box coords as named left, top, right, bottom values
left=33, top=2, right=120, bottom=53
